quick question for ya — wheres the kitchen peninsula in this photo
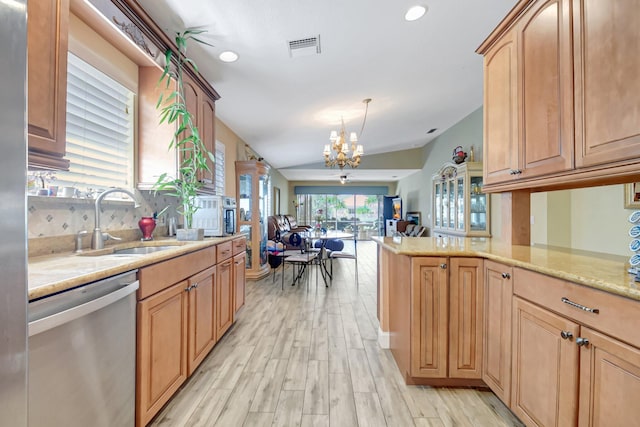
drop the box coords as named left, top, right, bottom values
left=375, top=235, right=640, bottom=426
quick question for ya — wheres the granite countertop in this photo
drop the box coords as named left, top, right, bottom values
left=28, top=236, right=240, bottom=301
left=373, top=236, right=640, bottom=302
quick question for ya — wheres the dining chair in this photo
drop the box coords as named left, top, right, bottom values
left=329, top=238, right=358, bottom=287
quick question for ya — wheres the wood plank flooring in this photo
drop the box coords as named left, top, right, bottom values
left=150, top=241, right=524, bottom=427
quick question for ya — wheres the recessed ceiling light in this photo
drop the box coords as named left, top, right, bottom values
left=405, top=5, right=427, bottom=21
left=219, top=51, right=239, bottom=63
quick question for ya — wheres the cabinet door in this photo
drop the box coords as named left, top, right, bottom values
left=200, top=96, right=216, bottom=191
left=518, top=0, right=574, bottom=178
left=136, top=281, right=189, bottom=427
left=27, top=0, right=70, bottom=170
left=512, top=297, right=579, bottom=427
left=574, top=0, right=640, bottom=167
left=483, top=29, right=519, bottom=185
left=482, top=261, right=513, bottom=405
left=449, top=258, right=483, bottom=379
left=137, top=67, right=178, bottom=189
left=410, top=257, right=448, bottom=378
left=578, top=327, right=640, bottom=427
left=216, top=258, right=234, bottom=339
left=233, top=252, right=246, bottom=313
left=187, top=266, right=216, bottom=375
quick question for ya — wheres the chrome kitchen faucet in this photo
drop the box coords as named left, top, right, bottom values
left=92, top=188, right=140, bottom=249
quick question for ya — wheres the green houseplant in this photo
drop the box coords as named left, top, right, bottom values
left=154, top=28, right=215, bottom=239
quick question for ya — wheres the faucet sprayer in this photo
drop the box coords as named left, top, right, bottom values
left=92, top=188, right=140, bottom=249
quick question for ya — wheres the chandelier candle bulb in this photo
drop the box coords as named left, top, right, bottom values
left=324, top=98, right=371, bottom=170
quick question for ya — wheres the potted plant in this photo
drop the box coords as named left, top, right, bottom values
left=154, top=28, right=214, bottom=240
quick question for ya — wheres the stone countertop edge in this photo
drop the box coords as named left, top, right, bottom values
left=28, top=236, right=241, bottom=301
left=372, top=236, right=640, bottom=302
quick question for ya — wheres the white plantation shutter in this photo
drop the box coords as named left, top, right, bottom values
left=215, top=141, right=225, bottom=196
left=56, top=52, right=134, bottom=191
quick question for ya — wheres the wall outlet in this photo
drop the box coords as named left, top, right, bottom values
left=530, top=215, right=535, bottom=225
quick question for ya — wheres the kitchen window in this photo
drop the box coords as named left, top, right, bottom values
left=215, top=140, right=225, bottom=195
left=54, top=52, right=135, bottom=192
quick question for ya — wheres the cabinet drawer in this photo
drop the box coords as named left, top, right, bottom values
left=232, top=237, right=246, bottom=255
left=138, top=246, right=216, bottom=300
left=217, top=241, right=233, bottom=261
left=513, top=268, right=640, bottom=348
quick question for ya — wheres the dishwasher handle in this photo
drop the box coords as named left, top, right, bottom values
left=29, top=280, right=139, bottom=337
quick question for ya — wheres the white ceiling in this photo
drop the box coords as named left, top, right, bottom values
left=137, top=0, right=517, bottom=182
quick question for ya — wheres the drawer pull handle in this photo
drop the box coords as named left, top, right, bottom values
left=501, top=272, right=511, bottom=279
left=561, top=297, right=599, bottom=314
left=560, top=330, right=573, bottom=340
left=576, top=337, right=589, bottom=347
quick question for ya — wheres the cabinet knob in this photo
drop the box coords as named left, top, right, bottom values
left=560, top=330, right=573, bottom=340
left=501, top=272, right=511, bottom=279
left=440, top=263, right=447, bottom=269
left=184, top=285, right=192, bottom=292
left=576, top=337, right=589, bottom=347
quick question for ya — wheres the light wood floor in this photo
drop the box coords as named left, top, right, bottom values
left=150, top=241, right=524, bottom=427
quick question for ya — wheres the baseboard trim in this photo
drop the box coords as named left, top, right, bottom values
left=378, top=327, right=390, bottom=349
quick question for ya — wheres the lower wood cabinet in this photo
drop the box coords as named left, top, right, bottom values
left=233, top=252, right=246, bottom=313
left=136, top=243, right=245, bottom=426
left=482, top=260, right=513, bottom=405
left=187, top=266, right=216, bottom=376
left=136, top=280, right=189, bottom=427
left=511, top=268, right=640, bottom=427
left=407, top=257, right=483, bottom=382
left=215, top=257, right=234, bottom=339
left=511, top=296, right=580, bottom=427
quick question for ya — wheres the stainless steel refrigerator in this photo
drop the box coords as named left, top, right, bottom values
left=0, top=0, right=28, bottom=425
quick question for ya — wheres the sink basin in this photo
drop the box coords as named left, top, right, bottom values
left=112, top=245, right=179, bottom=255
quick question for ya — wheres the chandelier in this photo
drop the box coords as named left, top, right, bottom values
left=323, top=98, right=371, bottom=170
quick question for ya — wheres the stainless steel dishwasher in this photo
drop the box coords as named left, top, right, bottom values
left=28, top=270, right=139, bottom=427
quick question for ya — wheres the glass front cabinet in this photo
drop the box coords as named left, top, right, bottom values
left=236, top=160, right=270, bottom=279
left=432, top=161, right=490, bottom=237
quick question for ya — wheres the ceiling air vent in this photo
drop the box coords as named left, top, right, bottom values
left=288, top=35, right=321, bottom=58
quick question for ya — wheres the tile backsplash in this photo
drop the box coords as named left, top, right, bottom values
left=28, top=190, right=179, bottom=239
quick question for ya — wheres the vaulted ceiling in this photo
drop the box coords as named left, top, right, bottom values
left=138, top=0, right=517, bottom=182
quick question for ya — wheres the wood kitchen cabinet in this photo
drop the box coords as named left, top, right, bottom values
left=136, top=246, right=218, bottom=426
left=184, top=74, right=216, bottom=193
left=479, top=0, right=640, bottom=191
left=511, top=296, right=580, bottom=427
left=137, top=280, right=189, bottom=427
left=512, top=267, right=640, bottom=427
left=186, top=265, right=216, bottom=376
left=480, top=0, right=573, bottom=186
left=573, top=0, right=640, bottom=168
left=406, top=257, right=484, bottom=383
left=233, top=237, right=247, bottom=313
left=482, top=260, right=513, bottom=405
left=215, top=242, right=234, bottom=339
left=27, top=0, right=71, bottom=170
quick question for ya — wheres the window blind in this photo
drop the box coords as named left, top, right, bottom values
left=215, top=141, right=225, bottom=195
left=56, top=52, right=134, bottom=191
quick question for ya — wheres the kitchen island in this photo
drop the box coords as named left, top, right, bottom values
left=374, top=236, right=640, bottom=426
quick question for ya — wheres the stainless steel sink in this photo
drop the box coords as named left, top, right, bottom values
left=112, top=246, right=178, bottom=255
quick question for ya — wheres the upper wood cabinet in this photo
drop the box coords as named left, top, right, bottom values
left=478, top=0, right=640, bottom=191
left=573, top=0, right=640, bottom=168
left=183, top=74, right=216, bottom=194
left=27, top=0, right=71, bottom=170
left=137, top=66, right=178, bottom=189
left=481, top=0, right=573, bottom=186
